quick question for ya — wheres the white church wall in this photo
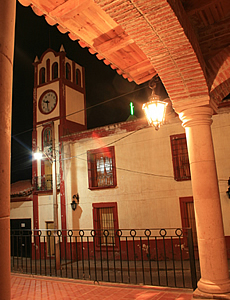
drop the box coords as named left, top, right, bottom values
left=212, top=110, right=230, bottom=236
left=10, top=201, right=33, bottom=225
left=63, top=110, right=230, bottom=234
left=38, top=194, right=61, bottom=230
left=64, top=117, right=193, bottom=230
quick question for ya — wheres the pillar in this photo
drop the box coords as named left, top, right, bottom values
left=179, top=106, right=230, bottom=296
left=0, top=1, right=16, bottom=299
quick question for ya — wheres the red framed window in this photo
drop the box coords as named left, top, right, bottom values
left=93, top=202, right=119, bottom=248
left=170, top=134, right=191, bottom=181
left=179, top=197, right=197, bottom=247
left=87, top=146, right=117, bottom=190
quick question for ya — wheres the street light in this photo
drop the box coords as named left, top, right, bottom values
left=33, top=151, right=43, bottom=161
left=33, top=121, right=60, bottom=269
left=142, top=76, right=168, bottom=130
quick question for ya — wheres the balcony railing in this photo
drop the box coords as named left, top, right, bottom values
left=11, top=228, right=200, bottom=290
left=33, top=174, right=60, bottom=191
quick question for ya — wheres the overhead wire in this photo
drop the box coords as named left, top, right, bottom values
left=11, top=84, right=148, bottom=138
left=11, top=83, right=230, bottom=182
left=11, top=121, right=174, bottom=180
left=11, top=112, right=230, bottom=182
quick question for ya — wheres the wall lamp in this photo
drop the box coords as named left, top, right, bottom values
left=71, top=193, right=79, bottom=211
left=142, top=76, right=168, bottom=131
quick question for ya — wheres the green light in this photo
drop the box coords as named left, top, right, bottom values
left=130, top=102, right=134, bottom=116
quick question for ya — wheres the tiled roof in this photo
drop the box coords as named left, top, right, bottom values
left=11, top=180, right=33, bottom=197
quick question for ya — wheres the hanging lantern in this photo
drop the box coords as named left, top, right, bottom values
left=142, top=77, right=168, bottom=131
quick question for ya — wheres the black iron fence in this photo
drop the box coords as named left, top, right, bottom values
left=33, top=174, right=60, bottom=191
left=11, top=228, right=200, bottom=289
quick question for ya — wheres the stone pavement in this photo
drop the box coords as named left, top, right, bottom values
left=11, top=273, right=193, bottom=299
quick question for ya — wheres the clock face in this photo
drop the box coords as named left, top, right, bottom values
left=39, top=90, right=57, bottom=114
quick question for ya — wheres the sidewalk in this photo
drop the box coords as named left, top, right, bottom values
left=11, top=273, right=193, bottom=299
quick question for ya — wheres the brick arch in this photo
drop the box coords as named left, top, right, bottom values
left=207, top=46, right=230, bottom=105
left=19, top=0, right=212, bottom=112
left=97, top=0, right=210, bottom=112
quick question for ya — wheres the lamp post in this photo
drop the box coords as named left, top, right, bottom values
left=51, top=122, right=58, bottom=240
left=142, top=76, right=168, bottom=130
left=34, top=121, right=60, bottom=269
left=51, top=122, right=61, bottom=270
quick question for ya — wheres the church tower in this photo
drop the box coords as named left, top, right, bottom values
left=32, top=46, right=86, bottom=232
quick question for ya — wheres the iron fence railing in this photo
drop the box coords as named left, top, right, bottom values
left=11, top=228, right=200, bottom=289
left=33, top=174, right=60, bottom=191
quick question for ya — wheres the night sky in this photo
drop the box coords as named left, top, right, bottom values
left=11, top=2, right=150, bottom=183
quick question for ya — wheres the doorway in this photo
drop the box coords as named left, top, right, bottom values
left=46, top=221, right=55, bottom=256
left=10, top=218, right=31, bottom=257
left=179, top=197, right=197, bottom=247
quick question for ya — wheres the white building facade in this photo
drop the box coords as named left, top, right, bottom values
left=61, top=107, right=230, bottom=252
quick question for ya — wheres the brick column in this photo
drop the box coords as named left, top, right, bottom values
left=179, top=106, right=230, bottom=297
left=0, top=1, right=16, bottom=299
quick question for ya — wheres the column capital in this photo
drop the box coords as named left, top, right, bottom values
left=179, top=106, right=213, bottom=128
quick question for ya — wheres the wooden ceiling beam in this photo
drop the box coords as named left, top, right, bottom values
left=124, top=60, right=156, bottom=75
left=183, top=0, right=222, bottom=14
left=49, top=0, right=92, bottom=18
left=94, top=32, right=133, bottom=55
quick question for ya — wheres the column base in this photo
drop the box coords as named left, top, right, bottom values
left=193, top=288, right=230, bottom=299
left=193, top=278, right=230, bottom=299
left=197, top=278, right=230, bottom=294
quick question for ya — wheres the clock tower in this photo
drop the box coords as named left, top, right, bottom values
left=32, top=46, right=86, bottom=232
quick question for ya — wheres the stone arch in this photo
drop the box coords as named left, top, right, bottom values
left=208, top=46, right=230, bottom=105
left=97, top=0, right=210, bottom=112
left=21, top=0, right=214, bottom=112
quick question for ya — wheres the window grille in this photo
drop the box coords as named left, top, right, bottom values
left=98, top=207, right=115, bottom=245
left=87, top=146, right=117, bottom=190
left=93, top=202, right=118, bottom=248
left=96, top=155, right=113, bottom=187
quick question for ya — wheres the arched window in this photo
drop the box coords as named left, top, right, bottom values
left=41, top=126, right=53, bottom=191
left=43, top=127, right=52, bottom=150
left=66, top=62, right=71, bottom=80
left=39, top=67, right=45, bottom=84
left=52, top=62, right=58, bottom=80
left=46, top=59, right=50, bottom=82
left=76, top=69, right=81, bottom=86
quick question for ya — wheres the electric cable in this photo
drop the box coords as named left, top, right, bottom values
left=11, top=84, right=148, bottom=138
